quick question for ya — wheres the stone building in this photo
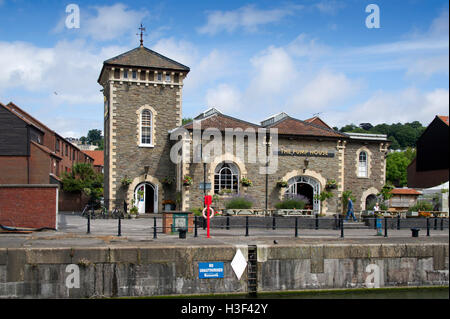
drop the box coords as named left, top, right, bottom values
left=99, top=44, right=389, bottom=215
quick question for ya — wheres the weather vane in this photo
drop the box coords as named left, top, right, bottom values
left=137, top=23, right=146, bottom=47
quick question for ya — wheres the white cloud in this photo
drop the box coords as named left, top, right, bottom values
left=197, top=4, right=302, bottom=35
left=313, top=0, right=346, bottom=15
left=151, top=37, right=198, bottom=67
left=324, top=88, right=449, bottom=127
left=406, top=55, right=449, bottom=77
left=205, top=84, right=242, bottom=113
left=53, top=3, right=148, bottom=42
left=286, top=69, right=361, bottom=111
left=248, top=46, right=297, bottom=95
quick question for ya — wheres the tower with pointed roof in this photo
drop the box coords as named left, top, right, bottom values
left=98, top=32, right=190, bottom=211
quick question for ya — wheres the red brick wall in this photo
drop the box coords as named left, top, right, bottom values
left=0, top=185, right=58, bottom=229
left=29, top=143, right=51, bottom=184
left=0, top=156, right=28, bottom=184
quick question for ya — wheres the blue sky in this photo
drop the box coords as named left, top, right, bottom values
left=0, top=0, right=448, bottom=137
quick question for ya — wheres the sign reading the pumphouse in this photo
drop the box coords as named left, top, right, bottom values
left=199, top=262, right=224, bottom=279
left=276, top=149, right=335, bottom=158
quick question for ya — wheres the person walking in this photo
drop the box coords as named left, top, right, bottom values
left=345, top=198, right=357, bottom=222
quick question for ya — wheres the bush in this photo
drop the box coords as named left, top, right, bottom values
left=409, top=200, right=433, bottom=212
left=225, top=196, right=253, bottom=209
left=275, top=195, right=309, bottom=209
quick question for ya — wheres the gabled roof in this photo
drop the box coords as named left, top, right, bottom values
left=1, top=102, right=45, bottom=134
left=83, top=150, right=104, bottom=167
left=304, top=116, right=333, bottom=130
left=182, top=112, right=260, bottom=132
left=264, top=115, right=348, bottom=138
left=102, top=46, right=190, bottom=72
left=438, top=115, right=449, bottom=126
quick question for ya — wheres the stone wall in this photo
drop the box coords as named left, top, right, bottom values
left=0, top=243, right=447, bottom=298
left=107, top=83, right=181, bottom=211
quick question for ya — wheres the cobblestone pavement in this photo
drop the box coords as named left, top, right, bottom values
left=0, top=213, right=448, bottom=248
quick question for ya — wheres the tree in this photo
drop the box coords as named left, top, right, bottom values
left=359, top=123, right=373, bottom=131
left=86, top=129, right=103, bottom=145
left=61, top=163, right=103, bottom=204
left=182, top=118, right=193, bottom=125
left=385, top=148, right=416, bottom=187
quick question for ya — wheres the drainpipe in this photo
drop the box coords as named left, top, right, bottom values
left=265, top=130, right=270, bottom=211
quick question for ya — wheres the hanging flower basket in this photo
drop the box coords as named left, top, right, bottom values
left=326, top=179, right=337, bottom=189
left=276, top=180, right=288, bottom=188
left=240, top=177, right=253, bottom=187
left=161, top=177, right=175, bottom=186
left=121, top=177, right=132, bottom=188
left=183, top=175, right=193, bottom=186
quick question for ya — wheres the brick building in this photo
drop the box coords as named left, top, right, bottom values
left=99, top=43, right=389, bottom=215
left=83, top=150, right=104, bottom=174
left=0, top=102, right=94, bottom=209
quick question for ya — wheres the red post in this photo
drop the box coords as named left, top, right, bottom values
left=204, top=195, right=212, bottom=238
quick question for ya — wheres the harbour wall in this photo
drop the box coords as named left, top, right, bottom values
left=0, top=243, right=448, bottom=298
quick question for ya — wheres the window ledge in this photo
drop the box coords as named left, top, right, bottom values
left=139, top=144, right=155, bottom=148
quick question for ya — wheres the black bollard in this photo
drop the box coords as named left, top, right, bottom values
left=272, top=217, right=276, bottom=230
left=441, top=218, right=444, bottom=231
left=245, top=216, right=249, bottom=237
left=384, top=217, right=388, bottom=237
left=397, top=214, right=401, bottom=230
left=153, top=217, right=157, bottom=239
left=194, top=216, right=198, bottom=237
left=226, top=216, right=230, bottom=230
left=426, top=217, right=430, bottom=237
left=118, top=216, right=122, bottom=237
left=87, top=210, right=91, bottom=234
left=334, top=214, right=338, bottom=230
left=434, top=217, right=437, bottom=230
left=340, top=217, right=344, bottom=238
left=295, top=217, right=298, bottom=238
left=315, top=214, right=319, bottom=230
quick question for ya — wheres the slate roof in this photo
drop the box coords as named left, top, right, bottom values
left=182, top=112, right=260, bottom=132
left=102, top=46, right=190, bottom=72
left=264, top=116, right=348, bottom=138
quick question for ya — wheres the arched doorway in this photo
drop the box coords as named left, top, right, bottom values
left=365, top=194, right=378, bottom=211
left=134, top=182, right=158, bottom=214
left=285, top=176, right=321, bottom=213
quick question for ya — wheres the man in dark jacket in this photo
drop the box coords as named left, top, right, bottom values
left=345, top=198, right=357, bottom=222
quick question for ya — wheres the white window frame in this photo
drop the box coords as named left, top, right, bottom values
left=140, top=109, right=154, bottom=147
left=214, top=162, right=239, bottom=194
left=358, top=151, right=368, bottom=178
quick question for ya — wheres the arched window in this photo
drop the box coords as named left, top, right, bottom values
left=358, top=151, right=368, bottom=177
left=214, top=162, right=239, bottom=194
left=141, top=109, right=153, bottom=146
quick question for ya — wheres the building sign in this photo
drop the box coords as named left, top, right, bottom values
left=276, top=149, right=335, bottom=158
left=199, top=262, right=224, bottom=279
left=199, top=182, right=212, bottom=191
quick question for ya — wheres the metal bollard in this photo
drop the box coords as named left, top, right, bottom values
left=340, top=217, right=344, bottom=238
left=118, top=216, right=122, bottom=237
left=426, top=217, right=430, bottom=237
left=194, top=216, right=198, bottom=237
left=434, top=218, right=437, bottom=230
left=441, top=218, right=444, bottom=231
left=315, top=214, right=319, bottom=230
left=397, top=214, right=401, bottom=230
left=87, top=211, right=91, bottom=234
left=384, top=217, right=388, bottom=237
left=226, top=216, right=230, bottom=230
left=295, top=217, right=298, bottom=238
left=203, top=215, right=206, bottom=230
left=153, top=217, right=157, bottom=239
left=272, top=217, right=276, bottom=230
left=245, top=216, right=249, bottom=237
left=373, top=217, right=377, bottom=229
left=334, top=214, right=338, bottom=230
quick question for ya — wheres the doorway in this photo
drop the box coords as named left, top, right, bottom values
left=134, top=182, right=158, bottom=214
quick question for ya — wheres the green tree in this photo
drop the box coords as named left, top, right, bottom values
left=61, top=163, right=103, bottom=203
left=385, top=148, right=416, bottom=187
left=86, top=129, right=103, bottom=145
left=182, top=118, right=193, bottom=125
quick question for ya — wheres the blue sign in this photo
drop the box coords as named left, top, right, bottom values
left=199, top=262, right=224, bottom=279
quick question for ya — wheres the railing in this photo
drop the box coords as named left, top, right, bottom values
left=78, top=213, right=449, bottom=239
